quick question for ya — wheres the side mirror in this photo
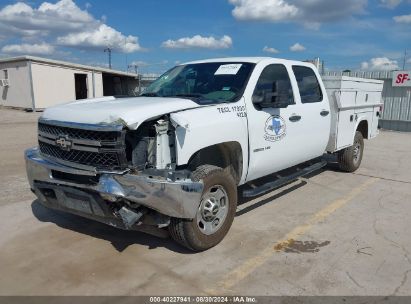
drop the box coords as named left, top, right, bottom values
left=252, top=93, right=265, bottom=104
left=252, top=91, right=289, bottom=108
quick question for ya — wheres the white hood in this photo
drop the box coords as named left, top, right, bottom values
left=41, top=96, right=201, bottom=129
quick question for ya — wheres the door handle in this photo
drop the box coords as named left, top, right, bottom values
left=320, top=110, right=330, bottom=117
left=289, top=115, right=301, bottom=122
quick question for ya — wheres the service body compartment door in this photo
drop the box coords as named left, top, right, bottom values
left=370, top=106, right=380, bottom=138
left=322, top=76, right=384, bottom=152
left=336, top=109, right=356, bottom=148
left=336, top=91, right=357, bottom=149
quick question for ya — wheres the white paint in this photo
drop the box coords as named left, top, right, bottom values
left=31, top=62, right=104, bottom=109
left=171, top=98, right=249, bottom=184
left=42, top=96, right=201, bottom=129
left=0, top=56, right=139, bottom=109
left=0, top=60, right=33, bottom=108
left=244, top=60, right=330, bottom=181
left=322, top=76, right=384, bottom=152
left=38, top=56, right=383, bottom=186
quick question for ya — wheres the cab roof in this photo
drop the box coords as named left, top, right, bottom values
left=183, top=57, right=312, bottom=67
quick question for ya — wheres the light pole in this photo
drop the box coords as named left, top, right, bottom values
left=128, top=61, right=167, bottom=94
left=128, top=64, right=141, bottom=94
left=104, top=47, right=112, bottom=69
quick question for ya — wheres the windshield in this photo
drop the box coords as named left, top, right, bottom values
left=141, top=62, right=255, bottom=104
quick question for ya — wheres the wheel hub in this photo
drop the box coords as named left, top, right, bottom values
left=196, top=185, right=229, bottom=235
left=353, top=141, right=361, bottom=162
left=202, top=198, right=219, bottom=220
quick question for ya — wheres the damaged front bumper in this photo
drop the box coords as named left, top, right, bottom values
left=25, top=147, right=203, bottom=229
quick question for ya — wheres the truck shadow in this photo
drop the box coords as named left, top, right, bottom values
left=236, top=180, right=308, bottom=216
left=30, top=200, right=192, bottom=254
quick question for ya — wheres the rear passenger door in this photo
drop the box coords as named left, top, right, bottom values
left=291, top=65, right=331, bottom=158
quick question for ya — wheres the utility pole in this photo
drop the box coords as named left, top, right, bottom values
left=104, top=47, right=112, bottom=69
left=128, top=64, right=141, bottom=94
left=127, top=61, right=167, bottom=94
left=403, top=49, right=407, bottom=70
left=128, top=64, right=139, bottom=75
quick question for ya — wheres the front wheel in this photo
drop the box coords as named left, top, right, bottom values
left=337, top=131, right=364, bottom=172
left=169, top=165, right=237, bottom=251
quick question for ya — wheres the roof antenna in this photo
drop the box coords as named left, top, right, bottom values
left=403, top=49, right=407, bottom=70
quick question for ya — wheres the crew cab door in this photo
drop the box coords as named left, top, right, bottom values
left=245, top=63, right=330, bottom=181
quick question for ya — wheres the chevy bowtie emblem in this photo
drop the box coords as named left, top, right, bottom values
left=55, top=135, right=73, bottom=151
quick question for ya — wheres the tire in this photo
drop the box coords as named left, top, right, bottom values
left=169, top=165, right=237, bottom=251
left=338, top=131, right=364, bottom=172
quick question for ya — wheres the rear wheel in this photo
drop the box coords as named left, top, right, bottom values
left=337, top=131, right=364, bottom=172
left=169, top=165, right=237, bottom=251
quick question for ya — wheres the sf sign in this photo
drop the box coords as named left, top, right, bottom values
left=393, top=71, right=411, bottom=87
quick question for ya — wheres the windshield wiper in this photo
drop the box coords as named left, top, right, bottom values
left=140, top=92, right=159, bottom=97
left=173, top=94, right=204, bottom=99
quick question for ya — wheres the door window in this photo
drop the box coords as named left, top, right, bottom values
left=292, top=66, right=323, bottom=103
left=252, top=64, right=294, bottom=109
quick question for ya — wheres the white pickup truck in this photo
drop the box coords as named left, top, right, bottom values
left=25, top=57, right=384, bottom=251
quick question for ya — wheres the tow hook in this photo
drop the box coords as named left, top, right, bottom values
left=117, top=206, right=145, bottom=229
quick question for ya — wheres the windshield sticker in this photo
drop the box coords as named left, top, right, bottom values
left=222, top=87, right=231, bottom=91
left=215, top=64, right=243, bottom=75
left=264, top=115, right=286, bottom=142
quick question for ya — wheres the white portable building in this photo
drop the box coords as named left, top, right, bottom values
left=0, top=56, right=139, bottom=110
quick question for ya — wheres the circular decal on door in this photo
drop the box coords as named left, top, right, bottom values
left=264, top=115, right=286, bottom=142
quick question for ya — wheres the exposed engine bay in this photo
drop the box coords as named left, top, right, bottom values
left=125, top=116, right=177, bottom=172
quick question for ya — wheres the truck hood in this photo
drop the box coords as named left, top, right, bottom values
left=41, top=96, right=202, bottom=129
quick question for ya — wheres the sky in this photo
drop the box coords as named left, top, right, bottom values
left=0, top=0, right=410, bottom=74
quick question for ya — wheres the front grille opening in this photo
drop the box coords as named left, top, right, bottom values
left=39, top=188, right=56, bottom=199
left=64, top=191, right=90, bottom=202
left=38, top=122, right=127, bottom=171
left=51, top=170, right=100, bottom=185
left=38, top=122, right=119, bottom=143
left=39, top=142, right=121, bottom=170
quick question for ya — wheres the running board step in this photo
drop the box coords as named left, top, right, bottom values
left=243, top=160, right=328, bottom=198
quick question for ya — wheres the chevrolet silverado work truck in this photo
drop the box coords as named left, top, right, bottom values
left=25, top=57, right=384, bottom=251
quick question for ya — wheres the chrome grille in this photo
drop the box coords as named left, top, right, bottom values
left=38, top=121, right=127, bottom=170
left=38, top=123, right=118, bottom=143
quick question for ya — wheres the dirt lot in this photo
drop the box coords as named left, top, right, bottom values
left=0, top=107, right=410, bottom=296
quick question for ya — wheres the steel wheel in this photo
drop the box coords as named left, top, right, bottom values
left=353, top=139, right=362, bottom=165
left=169, top=165, right=237, bottom=251
left=196, top=185, right=229, bottom=235
left=338, top=131, right=364, bottom=173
